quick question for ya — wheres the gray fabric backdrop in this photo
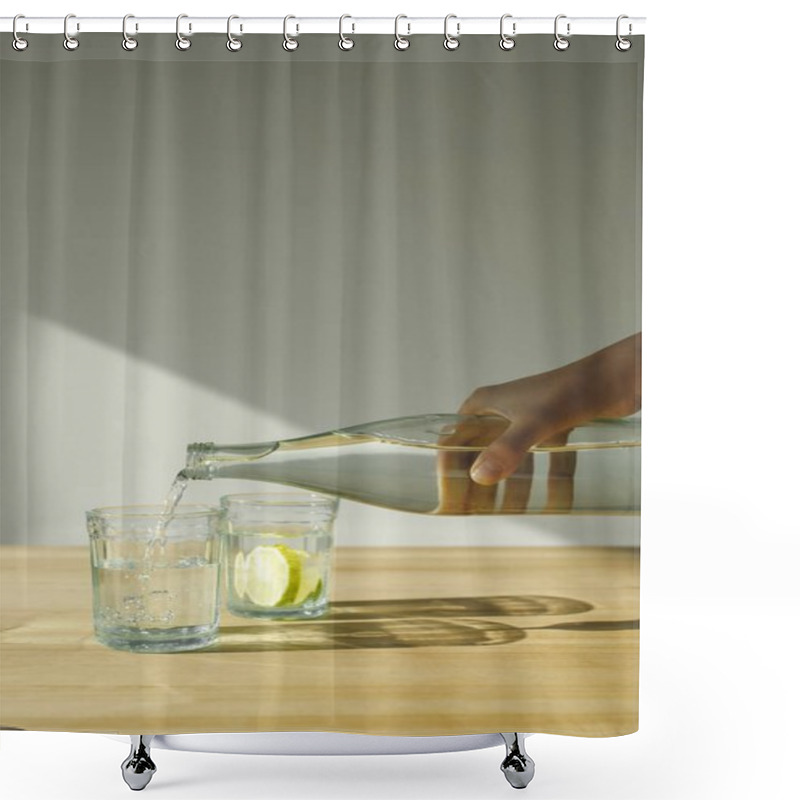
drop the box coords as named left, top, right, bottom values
left=1, top=34, right=642, bottom=546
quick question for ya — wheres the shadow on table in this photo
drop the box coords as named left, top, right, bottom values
left=210, top=593, right=619, bottom=653
left=325, top=594, right=593, bottom=620
left=213, top=617, right=526, bottom=651
left=541, top=619, right=639, bottom=632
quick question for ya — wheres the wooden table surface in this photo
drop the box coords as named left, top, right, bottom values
left=0, top=545, right=639, bottom=737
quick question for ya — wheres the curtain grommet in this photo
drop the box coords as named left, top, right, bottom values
left=12, top=15, right=29, bottom=51
left=443, top=14, right=460, bottom=51
left=226, top=15, right=243, bottom=51
left=121, top=14, right=138, bottom=51
left=63, top=13, right=79, bottom=51
left=283, top=15, right=299, bottom=51
left=338, top=14, right=355, bottom=50
left=175, top=14, right=192, bottom=51
left=394, top=15, right=410, bottom=51
left=553, top=15, right=570, bottom=51
left=499, top=14, right=515, bottom=51
left=615, top=15, right=632, bottom=51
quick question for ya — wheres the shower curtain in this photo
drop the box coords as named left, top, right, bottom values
left=1, top=30, right=643, bottom=737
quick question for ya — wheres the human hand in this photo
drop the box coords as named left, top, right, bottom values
left=436, top=333, right=641, bottom=513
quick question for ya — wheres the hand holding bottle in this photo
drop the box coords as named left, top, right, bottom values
left=436, top=333, right=642, bottom=513
left=185, top=334, right=640, bottom=515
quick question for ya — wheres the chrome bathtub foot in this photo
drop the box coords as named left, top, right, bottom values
left=500, top=733, right=535, bottom=789
left=121, top=735, right=157, bottom=791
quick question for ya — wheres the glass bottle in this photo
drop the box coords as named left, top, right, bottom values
left=184, top=413, right=640, bottom=515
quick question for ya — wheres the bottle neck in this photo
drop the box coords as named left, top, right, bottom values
left=184, top=440, right=280, bottom=479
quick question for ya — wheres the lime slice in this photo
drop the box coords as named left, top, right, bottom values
left=246, top=545, right=303, bottom=607
left=232, top=551, right=249, bottom=599
left=295, top=567, right=323, bottom=604
left=306, top=578, right=324, bottom=603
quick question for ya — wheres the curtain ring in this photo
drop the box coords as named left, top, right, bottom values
left=122, top=15, right=138, bottom=51
left=499, top=14, right=515, bottom=51
left=12, top=15, right=28, bottom=52
left=338, top=14, right=355, bottom=50
left=443, top=14, right=460, bottom=51
left=553, top=14, right=570, bottom=51
left=394, top=15, right=410, bottom=51
left=283, top=15, right=299, bottom=51
left=176, top=14, right=191, bottom=50
left=227, top=15, right=243, bottom=51
left=63, top=13, right=79, bottom=51
left=615, top=15, right=632, bottom=51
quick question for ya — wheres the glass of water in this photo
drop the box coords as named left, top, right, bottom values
left=87, top=505, right=221, bottom=652
left=220, top=491, right=338, bottom=620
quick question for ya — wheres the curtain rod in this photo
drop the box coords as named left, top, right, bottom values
left=1, top=16, right=646, bottom=37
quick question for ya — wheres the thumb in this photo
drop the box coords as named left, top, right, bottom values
left=469, top=421, right=537, bottom=486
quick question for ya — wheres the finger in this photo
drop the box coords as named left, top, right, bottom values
left=542, top=429, right=577, bottom=513
left=435, top=415, right=507, bottom=513
left=469, top=421, right=538, bottom=486
left=437, top=449, right=499, bottom=514
left=436, top=449, right=476, bottom=514
left=543, top=451, right=577, bottom=512
left=500, top=453, right=534, bottom=513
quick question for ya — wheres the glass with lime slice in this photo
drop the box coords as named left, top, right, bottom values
left=220, top=492, right=337, bottom=619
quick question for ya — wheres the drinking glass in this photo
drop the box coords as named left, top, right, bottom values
left=87, top=505, right=221, bottom=652
left=220, top=491, right=338, bottom=619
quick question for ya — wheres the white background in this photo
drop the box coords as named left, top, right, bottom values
left=2, top=1, right=799, bottom=799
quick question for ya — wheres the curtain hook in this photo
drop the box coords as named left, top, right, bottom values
left=394, top=15, right=410, bottom=51
left=122, top=15, right=138, bottom=51
left=227, top=15, right=243, bottom=51
left=499, top=14, right=515, bottom=51
left=176, top=14, right=192, bottom=50
left=554, top=14, right=570, bottom=51
left=283, top=15, right=299, bottom=51
left=443, top=14, right=460, bottom=51
left=616, top=15, right=632, bottom=51
left=339, top=14, right=355, bottom=50
left=63, top=13, right=79, bottom=51
left=12, top=14, right=29, bottom=52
